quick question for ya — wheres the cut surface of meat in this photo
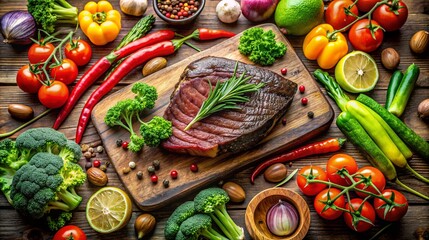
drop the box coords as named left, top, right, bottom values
left=162, top=56, right=298, bottom=157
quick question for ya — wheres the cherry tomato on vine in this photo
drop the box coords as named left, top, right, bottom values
left=50, top=59, right=79, bottom=85
left=325, top=0, right=359, bottom=31
left=53, top=225, right=87, bottom=240
left=344, top=198, right=376, bottom=232
left=373, top=189, right=408, bottom=222
left=356, top=0, right=379, bottom=12
left=373, top=0, right=408, bottom=32
left=297, top=165, right=328, bottom=196
left=326, top=153, right=358, bottom=186
left=28, top=42, right=55, bottom=64
left=354, top=166, right=386, bottom=198
left=314, top=188, right=346, bottom=220
left=38, top=81, right=69, bottom=109
left=16, top=64, right=44, bottom=94
left=64, top=39, right=93, bottom=66
left=349, top=19, right=384, bottom=52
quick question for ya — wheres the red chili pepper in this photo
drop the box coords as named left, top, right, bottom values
left=75, top=36, right=193, bottom=143
left=250, top=138, right=346, bottom=184
left=192, top=28, right=236, bottom=40
left=52, top=30, right=176, bottom=129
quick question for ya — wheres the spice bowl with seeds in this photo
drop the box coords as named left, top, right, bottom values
left=153, top=0, right=206, bottom=25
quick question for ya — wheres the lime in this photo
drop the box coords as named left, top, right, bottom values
left=335, top=51, right=379, bottom=93
left=274, top=0, right=324, bottom=36
left=86, top=187, right=132, bottom=233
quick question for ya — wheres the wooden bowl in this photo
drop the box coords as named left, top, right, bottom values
left=245, top=188, right=310, bottom=240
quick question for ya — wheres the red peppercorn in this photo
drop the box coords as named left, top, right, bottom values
left=301, top=97, right=308, bottom=106
left=151, top=175, right=158, bottom=184
left=190, top=163, right=198, bottom=172
left=280, top=68, right=287, bottom=75
left=93, top=160, right=101, bottom=168
left=298, top=85, right=305, bottom=93
left=170, top=170, right=178, bottom=179
left=121, top=141, right=129, bottom=149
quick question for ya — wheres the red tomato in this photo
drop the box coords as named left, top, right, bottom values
left=16, top=64, right=44, bottom=94
left=373, top=1, right=408, bottom=32
left=349, top=19, right=384, bottom=52
left=314, top=188, right=346, bottom=220
left=38, top=81, right=69, bottom=109
left=373, top=189, right=408, bottom=222
left=354, top=166, right=386, bottom=198
left=356, top=0, right=379, bottom=12
left=325, top=0, right=359, bottom=31
left=297, top=165, right=328, bottom=196
left=50, top=59, right=79, bottom=85
left=326, top=153, right=358, bottom=186
left=64, top=39, right=93, bottom=66
left=53, top=225, right=87, bottom=240
left=344, top=198, right=376, bottom=232
left=28, top=42, right=55, bottom=64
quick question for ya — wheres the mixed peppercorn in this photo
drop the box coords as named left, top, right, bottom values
left=156, top=0, right=201, bottom=20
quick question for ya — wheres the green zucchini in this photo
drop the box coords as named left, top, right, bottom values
left=388, top=63, right=420, bottom=117
left=385, top=70, right=404, bottom=110
left=357, top=94, right=429, bottom=160
left=336, top=111, right=397, bottom=181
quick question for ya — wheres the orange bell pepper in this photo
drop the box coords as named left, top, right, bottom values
left=78, top=1, right=121, bottom=46
left=303, top=24, right=348, bottom=69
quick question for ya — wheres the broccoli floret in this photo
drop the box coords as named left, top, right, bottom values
left=140, top=116, right=173, bottom=147
left=194, top=188, right=244, bottom=240
left=46, top=211, right=73, bottom=231
left=10, top=152, right=84, bottom=229
left=27, top=0, right=78, bottom=33
left=238, top=27, right=287, bottom=66
left=132, top=82, right=158, bottom=109
left=180, top=214, right=228, bottom=240
left=164, top=201, right=196, bottom=240
left=175, top=230, right=192, bottom=240
left=15, top=127, right=67, bottom=156
left=58, top=140, right=82, bottom=163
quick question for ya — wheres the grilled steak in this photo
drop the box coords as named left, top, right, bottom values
left=162, top=56, right=297, bottom=157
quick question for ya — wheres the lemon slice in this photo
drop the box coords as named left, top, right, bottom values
left=335, top=51, right=379, bottom=93
left=86, top=187, right=132, bottom=233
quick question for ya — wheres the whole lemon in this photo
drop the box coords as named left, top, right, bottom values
left=274, top=0, right=324, bottom=36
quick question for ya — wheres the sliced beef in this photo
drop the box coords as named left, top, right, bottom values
left=162, top=56, right=297, bottom=157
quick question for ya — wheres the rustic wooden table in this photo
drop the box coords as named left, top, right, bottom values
left=1, top=0, right=428, bottom=239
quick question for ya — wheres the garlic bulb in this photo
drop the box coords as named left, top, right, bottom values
left=120, top=0, right=148, bottom=17
left=216, top=0, right=241, bottom=23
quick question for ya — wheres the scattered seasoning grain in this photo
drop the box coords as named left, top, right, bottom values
left=83, top=151, right=92, bottom=160
left=122, top=167, right=131, bottom=174
left=289, top=162, right=293, bottom=167
left=147, top=165, right=156, bottom=174
left=281, top=68, right=287, bottom=75
left=190, top=163, right=198, bottom=172
left=85, top=162, right=92, bottom=170
left=116, top=139, right=123, bottom=147
left=91, top=152, right=97, bottom=157
left=99, top=164, right=107, bottom=172
left=151, top=175, right=158, bottom=184
left=96, top=146, right=104, bottom=153
left=301, top=97, right=308, bottom=106
left=170, top=170, right=178, bottom=179
left=105, top=161, right=110, bottom=167
left=163, top=179, right=170, bottom=188
left=307, top=111, right=314, bottom=119
left=298, top=85, right=305, bottom=93
left=136, top=171, right=143, bottom=179
left=90, top=142, right=97, bottom=148
left=281, top=118, right=287, bottom=126
left=88, top=147, right=94, bottom=153
left=129, top=161, right=136, bottom=169
left=81, top=144, right=89, bottom=152
left=93, top=160, right=101, bottom=168
left=122, top=141, right=129, bottom=149
left=153, top=160, right=161, bottom=170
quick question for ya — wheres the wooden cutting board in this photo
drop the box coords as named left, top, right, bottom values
left=92, top=23, right=334, bottom=211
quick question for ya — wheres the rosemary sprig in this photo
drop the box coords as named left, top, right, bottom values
left=184, top=62, right=264, bottom=130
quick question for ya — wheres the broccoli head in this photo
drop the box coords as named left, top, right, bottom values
left=27, top=0, right=78, bottom=33
left=164, top=201, right=196, bottom=240
left=10, top=152, right=84, bottom=230
left=140, top=116, right=172, bottom=147
left=194, top=188, right=244, bottom=240
left=180, top=214, right=228, bottom=240
left=132, top=82, right=158, bottom=109
left=15, top=127, right=68, bottom=156
left=59, top=140, right=82, bottom=163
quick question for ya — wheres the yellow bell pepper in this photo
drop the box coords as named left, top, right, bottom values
left=78, top=1, right=121, bottom=46
left=303, top=24, right=348, bottom=69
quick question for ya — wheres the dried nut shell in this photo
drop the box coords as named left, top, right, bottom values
left=8, top=104, right=34, bottom=120
left=264, top=163, right=288, bottom=183
left=222, top=181, right=246, bottom=203
left=417, top=98, right=429, bottom=119
left=410, top=30, right=429, bottom=54
left=142, top=57, right=167, bottom=76
left=381, top=48, right=400, bottom=70
left=87, top=167, right=108, bottom=186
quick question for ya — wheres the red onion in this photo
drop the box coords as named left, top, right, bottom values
left=266, top=199, right=299, bottom=236
left=241, top=0, right=279, bottom=22
left=1, top=11, right=36, bottom=45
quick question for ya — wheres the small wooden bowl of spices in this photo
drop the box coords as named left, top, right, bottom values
left=245, top=188, right=310, bottom=240
left=153, top=0, right=205, bottom=25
